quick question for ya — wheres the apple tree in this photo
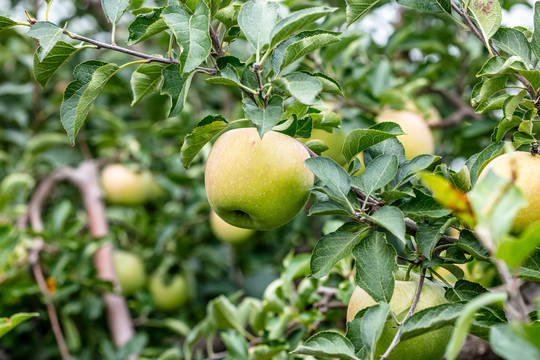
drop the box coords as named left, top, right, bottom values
left=0, top=0, right=539, bottom=359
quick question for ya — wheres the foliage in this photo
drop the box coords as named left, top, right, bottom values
left=0, top=0, right=539, bottom=359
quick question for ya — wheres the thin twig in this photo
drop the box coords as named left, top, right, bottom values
left=425, top=87, right=482, bottom=128
left=25, top=16, right=216, bottom=75
left=451, top=2, right=538, bottom=105
left=253, top=63, right=267, bottom=107
left=380, top=268, right=426, bottom=360
left=209, top=25, right=225, bottom=58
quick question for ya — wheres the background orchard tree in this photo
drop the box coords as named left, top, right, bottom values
left=0, top=0, right=539, bottom=359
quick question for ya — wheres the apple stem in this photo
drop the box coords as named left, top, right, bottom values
left=380, top=268, right=426, bottom=360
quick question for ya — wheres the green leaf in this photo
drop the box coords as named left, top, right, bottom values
left=468, top=0, right=502, bottom=45
left=291, top=331, right=358, bottom=359
left=397, top=0, right=449, bottom=14
left=352, top=231, right=398, bottom=303
left=60, top=60, right=119, bottom=144
left=27, top=21, right=64, bottom=61
left=273, top=30, right=341, bottom=73
left=130, top=63, right=165, bottom=105
left=401, top=303, right=464, bottom=341
left=392, top=154, right=440, bottom=188
left=446, top=292, right=507, bottom=360
left=342, top=122, right=404, bottom=163
left=305, top=156, right=351, bottom=204
left=532, top=1, right=540, bottom=61
left=399, top=188, right=451, bottom=219
left=355, top=154, right=398, bottom=198
left=33, top=41, right=79, bottom=88
left=101, top=0, right=130, bottom=24
left=269, top=6, right=336, bottom=49
left=308, top=201, right=350, bottom=216
left=242, top=96, right=283, bottom=137
left=496, top=223, right=540, bottom=268
left=0, top=16, right=17, bottom=32
left=162, top=2, right=211, bottom=74
left=503, top=90, right=527, bottom=120
left=361, top=302, right=390, bottom=359
left=519, top=248, right=540, bottom=281
left=490, top=324, right=540, bottom=360
left=127, top=7, right=168, bottom=45
left=238, top=0, right=280, bottom=55
left=469, top=170, right=527, bottom=240
left=160, top=64, right=195, bottom=118
left=345, top=0, right=381, bottom=25
left=416, top=222, right=446, bottom=260
left=365, top=206, right=406, bottom=243
left=474, top=94, right=510, bottom=114
left=492, top=27, right=532, bottom=65
left=456, top=229, right=489, bottom=261
left=471, top=76, right=507, bottom=108
left=477, top=56, right=527, bottom=78
left=0, top=313, right=39, bottom=338
left=273, top=72, right=322, bottom=105
left=310, top=231, right=362, bottom=279
left=180, top=115, right=228, bottom=169
left=215, top=4, right=241, bottom=28
left=304, top=72, right=343, bottom=96
left=466, top=142, right=505, bottom=185
left=207, top=295, right=251, bottom=338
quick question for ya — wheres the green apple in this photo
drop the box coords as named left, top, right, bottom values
left=101, top=164, right=156, bottom=205
left=376, top=109, right=435, bottom=159
left=113, top=250, right=146, bottom=295
left=347, top=270, right=451, bottom=360
left=205, top=128, right=314, bottom=231
left=149, top=271, right=189, bottom=311
left=210, top=210, right=255, bottom=243
left=478, top=151, right=540, bottom=232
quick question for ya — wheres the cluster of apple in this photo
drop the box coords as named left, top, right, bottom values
left=100, top=165, right=189, bottom=311
left=113, top=250, right=190, bottom=312
left=201, top=103, right=540, bottom=359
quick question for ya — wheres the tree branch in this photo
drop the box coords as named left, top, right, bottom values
left=451, top=2, right=538, bottom=104
left=209, top=25, right=225, bottom=58
left=23, top=161, right=137, bottom=357
left=380, top=268, right=426, bottom=360
left=426, top=87, right=482, bottom=128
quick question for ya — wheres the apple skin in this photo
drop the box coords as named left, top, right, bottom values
left=347, top=271, right=451, bottom=360
left=149, top=272, right=189, bottom=312
left=376, top=109, right=435, bottom=160
left=205, top=128, right=314, bottom=231
left=210, top=210, right=255, bottom=243
left=114, top=250, right=146, bottom=295
left=478, top=151, right=540, bottom=232
left=101, top=164, right=155, bottom=205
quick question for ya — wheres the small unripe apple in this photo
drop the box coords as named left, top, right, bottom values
left=478, top=151, right=540, bottom=232
left=210, top=210, right=254, bottom=243
left=347, top=271, right=451, bottom=360
left=114, top=250, right=146, bottom=295
left=101, top=164, right=155, bottom=205
left=205, top=128, right=314, bottom=230
left=376, top=109, right=435, bottom=159
left=149, top=272, right=189, bottom=312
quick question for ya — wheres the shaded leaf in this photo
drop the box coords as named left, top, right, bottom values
left=162, top=2, right=211, bottom=74
left=352, top=231, right=398, bottom=303
left=310, top=231, right=362, bottom=279
left=160, top=64, right=195, bottom=117
left=342, top=122, right=404, bottom=163
left=127, top=7, right=168, bottom=45
left=361, top=302, right=390, bottom=359
left=180, top=115, right=228, bottom=169
left=130, top=63, right=166, bottom=105
left=242, top=96, right=283, bottom=137
left=60, top=60, right=119, bottom=144
left=33, top=41, right=79, bottom=88
left=27, top=21, right=63, bottom=61
left=345, top=0, right=381, bottom=25
left=273, top=72, right=322, bottom=105
left=101, top=0, right=130, bottom=24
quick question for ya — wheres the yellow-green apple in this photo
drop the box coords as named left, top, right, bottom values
left=347, top=270, right=451, bottom=360
left=100, top=164, right=155, bottom=205
left=149, top=272, right=189, bottom=311
left=204, top=128, right=314, bottom=230
left=478, top=151, right=540, bottom=232
left=376, top=109, right=435, bottom=159
left=210, top=210, right=254, bottom=243
left=113, top=250, right=146, bottom=295
left=405, top=101, right=442, bottom=126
